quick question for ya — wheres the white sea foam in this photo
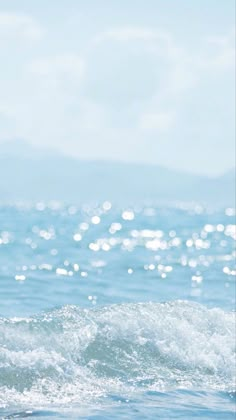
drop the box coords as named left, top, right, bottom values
left=0, top=301, right=235, bottom=409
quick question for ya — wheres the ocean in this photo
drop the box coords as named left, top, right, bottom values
left=0, top=202, right=235, bottom=419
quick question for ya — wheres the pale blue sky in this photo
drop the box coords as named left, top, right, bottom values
left=0, top=0, right=235, bottom=175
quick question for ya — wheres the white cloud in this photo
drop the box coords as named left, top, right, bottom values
left=94, top=25, right=235, bottom=74
left=29, top=54, right=86, bottom=84
left=0, top=12, right=44, bottom=41
left=94, top=27, right=169, bottom=43
left=93, top=26, right=182, bottom=60
left=205, top=28, right=235, bottom=70
left=139, top=112, right=174, bottom=132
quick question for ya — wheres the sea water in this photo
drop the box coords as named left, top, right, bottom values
left=0, top=202, right=235, bottom=419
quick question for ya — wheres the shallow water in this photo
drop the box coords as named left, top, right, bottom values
left=0, top=203, right=235, bottom=418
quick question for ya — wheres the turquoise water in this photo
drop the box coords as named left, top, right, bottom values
left=0, top=203, right=235, bottom=419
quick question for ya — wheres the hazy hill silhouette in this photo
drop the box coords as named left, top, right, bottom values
left=0, top=140, right=235, bottom=206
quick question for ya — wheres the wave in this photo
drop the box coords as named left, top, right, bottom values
left=0, top=301, right=235, bottom=408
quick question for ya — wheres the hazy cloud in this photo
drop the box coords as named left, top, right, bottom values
left=0, top=5, right=234, bottom=175
left=0, top=12, right=44, bottom=42
left=139, top=112, right=174, bottom=132
left=29, top=54, right=86, bottom=86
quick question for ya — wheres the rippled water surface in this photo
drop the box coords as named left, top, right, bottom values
left=0, top=203, right=235, bottom=419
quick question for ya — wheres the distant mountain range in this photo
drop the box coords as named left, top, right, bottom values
left=0, top=140, right=235, bottom=206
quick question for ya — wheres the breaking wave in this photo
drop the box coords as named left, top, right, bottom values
left=0, top=301, right=235, bottom=409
